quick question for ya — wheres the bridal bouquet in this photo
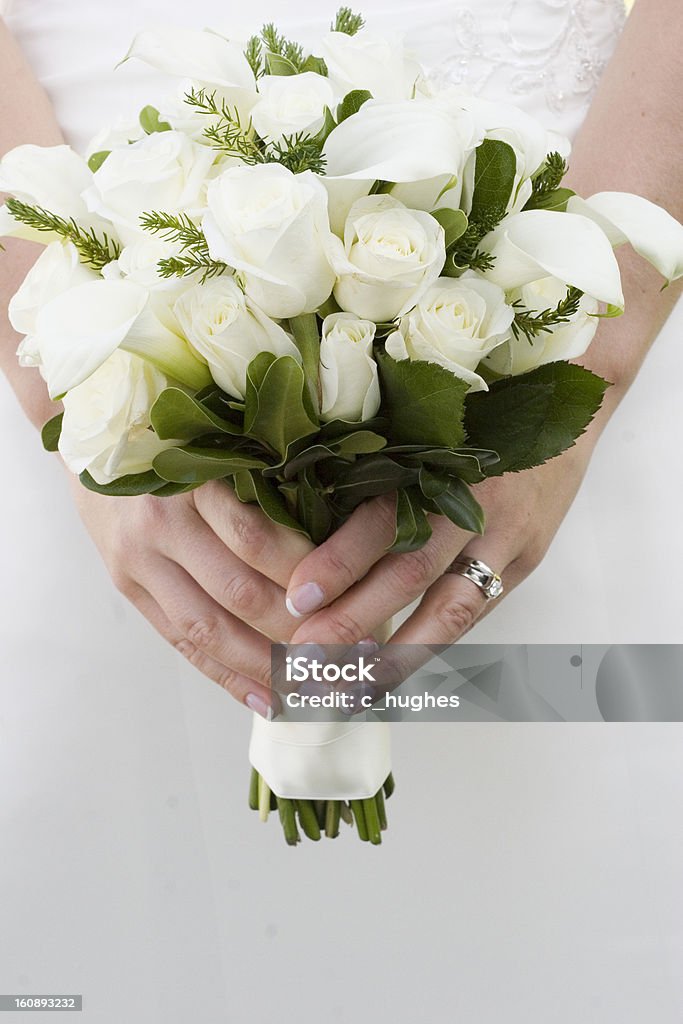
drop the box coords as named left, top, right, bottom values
left=2, top=8, right=682, bottom=845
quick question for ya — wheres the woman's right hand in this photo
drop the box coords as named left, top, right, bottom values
left=69, top=477, right=314, bottom=717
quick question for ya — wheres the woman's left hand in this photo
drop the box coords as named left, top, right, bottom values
left=284, top=433, right=594, bottom=647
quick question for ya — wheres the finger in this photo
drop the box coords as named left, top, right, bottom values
left=290, top=517, right=473, bottom=645
left=389, top=536, right=514, bottom=646
left=194, top=480, right=314, bottom=589
left=161, top=514, right=295, bottom=641
left=141, top=555, right=274, bottom=690
left=284, top=495, right=398, bottom=618
left=131, top=585, right=276, bottom=717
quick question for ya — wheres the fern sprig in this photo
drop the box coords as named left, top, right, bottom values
left=244, top=35, right=264, bottom=78
left=265, top=133, right=327, bottom=175
left=261, top=23, right=305, bottom=70
left=139, top=210, right=227, bottom=283
left=448, top=204, right=504, bottom=274
left=5, top=197, right=120, bottom=270
left=332, top=7, right=365, bottom=34
left=185, top=88, right=262, bottom=163
left=511, top=285, right=583, bottom=343
left=531, top=151, right=568, bottom=197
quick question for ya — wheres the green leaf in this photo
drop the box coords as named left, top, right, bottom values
left=300, top=54, right=328, bottom=76
left=589, top=304, right=624, bottom=320
left=244, top=355, right=318, bottom=458
left=333, top=430, right=387, bottom=457
left=420, top=474, right=485, bottom=534
left=523, top=187, right=575, bottom=212
left=390, top=487, right=433, bottom=553
left=87, top=150, right=110, bottom=173
left=431, top=208, right=468, bottom=250
left=469, top=139, right=517, bottom=220
left=139, top=105, right=172, bottom=134
left=312, top=106, right=338, bottom=147
left=233, top=470, right=309, bottom=536
left=150, top=387, right=242, bottom=441
left=377, top=351, right=469, bottom=449
left=297, top=469, right=333, bottom=543
left=79, top=469, right=168, bottom=496
left=332, top=454, right=418, bottom=510
left=384, top=444, right=499, bottom=483
left=265, top=51, right=298, bottom=76
left=41, top=412, right=63, bottom=452
left=336, top=89, right=372, bottom=123
left=465, top=361, right=610, bottom=475
left=153, top=446, right=269, bottom=484
left=288, top=313, right=321, bottom=417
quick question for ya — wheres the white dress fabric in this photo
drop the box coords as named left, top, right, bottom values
left=1, top=2, right=682, bottom=1021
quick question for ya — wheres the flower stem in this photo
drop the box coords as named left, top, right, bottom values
left=375, top=787, right=388, bottom=831
left=325, top=800, right=341, bottom=838
left=362, top=797, right=382, bottom=845
left=383, top=772, right=395, bottom=799
left=248, top=768, right=259, bottom=811
left=277, top=797, right=301, bottom=846
left=296, top=800, right=321, bottom=841
left=350, top=800, right=369, bottom=841
left=339, top=801, right=354, bottom=826
left=258, top=774, right=271, bottom=822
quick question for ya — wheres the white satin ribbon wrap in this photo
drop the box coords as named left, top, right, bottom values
left=249, top=716, right=392, bottom=801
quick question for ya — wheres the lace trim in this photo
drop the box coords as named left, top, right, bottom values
left=423, top=0, right=626, bottom=119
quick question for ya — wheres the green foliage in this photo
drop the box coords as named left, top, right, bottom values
left=139, top=105, right=171, bottom=134
left=244, top=35, right=264, bottom=78
left=233, top=469, right=310, bottom=536
left=431, top=208, right=468, bottom=251
left=523, top=186, right=575, bottom=212
left=260, top=22, right=305, bottom=73
left=332, top=6, right=365, bottom=34
left=377, top=351, right=469, bottom=448
left=153, top=446, right=269, bottom=484
left=41, top=413, right=63, bottom=453
left=150, top=387, right=242, bottom=441
left=336, top=89, right=372, bottom=123
left=138, top=210, right=227, bottom=282
left=391, top=487, right=433, bottom=552
left=5, top=198, right=120, bottom=271
left=465, top=362, right=609, bottom=475
left=87, top=150, right=110, bottom=173
left=469, top=139, right=517, bottom=221
left=244, top=355, right=318, bottom=458
left=530, top=151, right=568, bottom=196
left=511, top=285, right=583, bottom=343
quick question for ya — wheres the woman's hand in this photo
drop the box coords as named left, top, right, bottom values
left=70, top=477, right=313, bottom=716
left=283, top=434, right=593, bottom=647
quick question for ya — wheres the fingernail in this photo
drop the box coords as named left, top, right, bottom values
left=358, top=637, right=379, bottom=653
left=245, top=693, right=273, bottom=721
left=286, top=582, right=324, bottom=618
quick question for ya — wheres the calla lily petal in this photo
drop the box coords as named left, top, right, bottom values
left=568, top=191, right=683, bottom=283
left=482, top=210, right=624, bottom=308
left=35, top=279, right=148, bottom=399
left=123, top=28, right=255, bottom=90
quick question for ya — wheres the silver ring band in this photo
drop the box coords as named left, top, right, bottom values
left=445, top=557, right=504, bottom=600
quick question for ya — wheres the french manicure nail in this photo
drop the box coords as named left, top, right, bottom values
left=286, top=582, right=324, bottom=617
left=245, top=693, right=273, bottom=720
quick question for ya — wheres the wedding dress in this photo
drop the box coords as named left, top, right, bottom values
left=1, top=2, right=682, bottom=1022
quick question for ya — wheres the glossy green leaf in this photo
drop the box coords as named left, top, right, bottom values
left=523, top=186, right=575, bottom=212
left=297, top=469, right=333, bottom=544
left=79, top=469, right=168, bottom=496
left=389, top=487, right=433, bottom=553
left=150, top=387, right=241, bottom=441
left=265, top=52, right=298, bottom=76
left=465, top=361, right=609, bottom=475
left=422, top=475, right=485, bottom=534
left=332, top=454, right=418, bottom=510
left=87, top=150, right=110, bottom=173
left=431, top=208, right=468, bottom=250
left=336, top=89, right=372, bottom=123
left=153, top=446, right=268, bottom=484
left=470, top=139, right=517, bottom=220
left=300, top=54, right=328, bottom=76
left=139, top=105, right=171, bottom=134
left=244, top=354, right=318, bottom=458
left=41, top=412, right=63, bottom=452
left=233, top=470, right=309, bottom=536
left=377, top=351, right=468, bottom=449
left=288, top=313, right=321, bottom=417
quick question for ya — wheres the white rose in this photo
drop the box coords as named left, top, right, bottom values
left=202, top=164, right=337, bottom=319
left=484, top=277, right=599, bottom=376
left=59, top=349, right=176, bottom=484
left=319, top=313, right=380, bottom=423
left=174, top=277, right=300, bottom=399
left=251, top=73, right=336, bottom=143
left=385, top=275, right=514, bottom=391
left=9, top=241, right=95, bottom=365
left=106, top=236, right=183, bottom=291
left=0, top=144, right=106, bottom=242
left=331, top=195, right=446, bottom=322
left=85, top=117, right=144, bottom=161
left=82, top=131, right=216, bottom=241
left=319, top=31, right=421, bottom=101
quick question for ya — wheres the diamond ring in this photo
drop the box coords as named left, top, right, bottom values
left=445, top=557, right=504, bottom=600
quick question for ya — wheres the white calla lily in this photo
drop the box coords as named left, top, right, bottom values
left=320, top=30, right=421, bottom=102
left=323, top=99, right=474, bottom=184
left=122, top=28, right=256, bottom=91
left=9, top=241, right=95, bottom=346
left=567, top=192, right=683, bottom=283
left=34, top=279, right=149, bottom=399
left=481, top=209, right=624, bottom=308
